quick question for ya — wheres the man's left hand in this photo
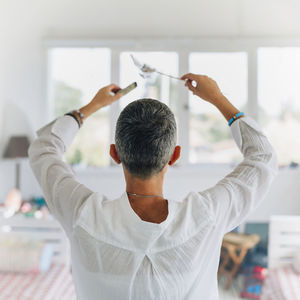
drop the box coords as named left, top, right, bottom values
left=91, top=84, right=122, bottom=109
left=79, top=84, right=122, bottom=119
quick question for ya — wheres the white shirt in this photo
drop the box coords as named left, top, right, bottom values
left=28, top=115, right=278, bottom=300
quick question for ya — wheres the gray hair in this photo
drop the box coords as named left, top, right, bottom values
left=115, top=98, right=177, bottom=179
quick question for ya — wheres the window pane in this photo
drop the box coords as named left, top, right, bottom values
left=189, top=52, right=248, bottom=163
left=258, top=47, right=300, bottom=166
left=119, top=52, right=179, bottom=117
left=49, top=48, right=111, bottom=166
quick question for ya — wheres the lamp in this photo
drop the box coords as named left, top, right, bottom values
left=4, top=136, right=30, bottom=189
left=3, top=136, right=30, bottom=217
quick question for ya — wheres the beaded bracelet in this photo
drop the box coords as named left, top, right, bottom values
left=228, top=112, right=244, bottom=126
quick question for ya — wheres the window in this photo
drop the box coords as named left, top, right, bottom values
left=258, top=47, right=300, bottom=166
left=189, top=52, right=248, bottom=163
left=119, top=52, right=179, bottom=116
left=47, top=39, right=300, bottom=169
left=49, top=47, right=111, bottom=166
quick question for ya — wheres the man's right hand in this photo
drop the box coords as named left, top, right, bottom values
left=181, top=73, right=241, bottom=122
left=181, top=73, right=224, bottom=105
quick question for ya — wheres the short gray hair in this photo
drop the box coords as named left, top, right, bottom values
left=115, top=98, right=177, bottom=179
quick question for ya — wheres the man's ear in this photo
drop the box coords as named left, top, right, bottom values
left=110, top=144, right=121, bottom=164
left=168, top=145, right=181, bottom=166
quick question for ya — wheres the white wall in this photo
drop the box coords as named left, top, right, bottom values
left=1, top=0, right=300, bottom=221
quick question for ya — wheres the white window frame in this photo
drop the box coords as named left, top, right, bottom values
left=44, top=38, right=300, bottom=170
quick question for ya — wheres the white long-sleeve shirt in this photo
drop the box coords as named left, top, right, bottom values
left=28, top=115, right=278, bottom=300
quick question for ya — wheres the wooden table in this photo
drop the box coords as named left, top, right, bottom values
left=218, top=232, right=260, bottom=289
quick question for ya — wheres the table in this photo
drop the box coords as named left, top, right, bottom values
left=218, top=232, right=260, bottom=289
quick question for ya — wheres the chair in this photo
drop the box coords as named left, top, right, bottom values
left=268, top=215, right=300, bottom=269
left=218, top=232, right=260, bottom=289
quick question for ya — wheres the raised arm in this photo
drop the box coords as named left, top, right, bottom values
left=181, top=73, right=278, bottom=233
left=28, top=84, right=122, bottom=234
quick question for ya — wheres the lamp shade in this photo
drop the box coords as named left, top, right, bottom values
left=3, top=136, right=30, bottom=158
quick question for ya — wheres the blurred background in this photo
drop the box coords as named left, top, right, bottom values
left=1, top=0, right=300, bottom=299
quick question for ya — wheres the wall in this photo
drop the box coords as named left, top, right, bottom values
left=1, top=0, right=300, bottom=221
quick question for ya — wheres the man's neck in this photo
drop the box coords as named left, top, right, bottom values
left=123, top=168, right=169, bottom=223
left=124, top=168, right=166, bottom=206
left=126, top=180, right=164, bottom=201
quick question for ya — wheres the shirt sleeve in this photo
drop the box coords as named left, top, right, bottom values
left=28, top=115, right=94, bottom=235
left=199, top=116, right=278, bottom=234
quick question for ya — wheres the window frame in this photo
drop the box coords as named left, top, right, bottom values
left=44, top=38, right=300, bottom=169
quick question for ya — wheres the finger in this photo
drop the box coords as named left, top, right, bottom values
left=185, top=79, right=197, bottom=93
left=112, top=93, right=122, bottom=102
left=107, top=84, right=121, bottom=97
left=181, top=73, right=198, bottom=81
left=111, top=87, right=121, bottom=94
left=107, top=84, right=121, bottom=93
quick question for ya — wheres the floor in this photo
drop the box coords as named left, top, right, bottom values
left=218, top=274, right=244, bottom=300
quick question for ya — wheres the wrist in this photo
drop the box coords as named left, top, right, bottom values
left=210, top=94, right=227, bottom=106
left=211, top=95, right=241, bottom=122
left=228, top=112, right=244, bottom=126
left=79, top=102, right=102, bottom=119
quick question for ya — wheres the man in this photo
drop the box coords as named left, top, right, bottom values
left=28, top=73, right=278, bottom=300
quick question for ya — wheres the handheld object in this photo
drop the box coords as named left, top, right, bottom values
left=115, top=82, right=137, bottom=96
left=131, top=55, right=183, bottom=81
